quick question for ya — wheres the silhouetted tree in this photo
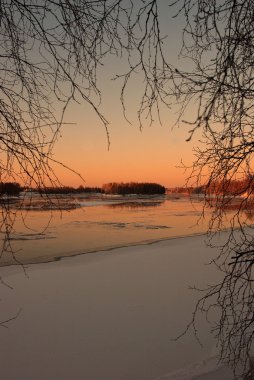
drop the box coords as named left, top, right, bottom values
left=0, top=0, right=172, bottom=265
left=172, top=1, right=254, bottom=377
left=1, top=1, right=254, bottom=376
left=0, top=0, right=175, bottom=190
left=37, top=186, right=102, bottom=194
left=0, top=183, right=22, bottom=197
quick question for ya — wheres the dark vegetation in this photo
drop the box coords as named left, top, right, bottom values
left=206, top=177, right=253, bottom=197
left=102, top=182, right=165, bottom=195
left=37, top=186, right=102, bottom=195
left=37, top=182, right=165, bottom=195
left=172, top=177, right=254, bottom=197
left=2, top=178, right=252, bottom=198
left=0, top=182, right=23, bottom=197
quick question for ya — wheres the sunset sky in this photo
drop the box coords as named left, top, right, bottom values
left=54, top=100, right=198, bottom=188
left=51, top=3, right=199, bottom=188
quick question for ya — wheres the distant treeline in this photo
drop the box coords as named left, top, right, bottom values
left=37, top=186, right=102, bottom=194
left=206, top=177, right=254, bottom=196
left=171, top=177, right=254, bottom=196
left=102, top=182, right=166, bottom=195
left=2, top=178, right=252, bottom=197
left=0, top=182, right=23, bottom=196
left=35, top=183, right=165, bottom=195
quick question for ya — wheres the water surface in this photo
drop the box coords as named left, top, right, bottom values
left=1, top=194, right=210, bottom=265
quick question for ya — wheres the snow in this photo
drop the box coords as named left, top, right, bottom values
left=0, top=233, right=238, bottom=379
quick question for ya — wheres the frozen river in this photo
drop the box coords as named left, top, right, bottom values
left=0, top=193, right=238, bottom=379
left=1, top=193, right=212, bottom=266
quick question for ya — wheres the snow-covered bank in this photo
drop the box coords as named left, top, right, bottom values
left=0, top=234, right=235, bottom=380
left=154, top=355, right=233, bottom=380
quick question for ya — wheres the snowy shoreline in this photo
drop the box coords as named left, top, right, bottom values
left=0, top=233, right=238, bottom=380
left=2, top=230, right=207, bottom=268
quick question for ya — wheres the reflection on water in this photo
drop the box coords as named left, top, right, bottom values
left=0, top=193, right=246, bottom=266
left=106, top=200, right=164, bottom=209
left=244, top=209, right=254, bottom=221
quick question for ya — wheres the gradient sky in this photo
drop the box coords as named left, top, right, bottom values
left=52, top=3, right=199, bottom=188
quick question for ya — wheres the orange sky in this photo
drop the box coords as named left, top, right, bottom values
left=48, top=4, right=199, bottom=188
left=53, top=96, right=198, bottom=188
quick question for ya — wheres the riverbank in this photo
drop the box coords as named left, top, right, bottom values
left=0, top=233, right=235, bottom=380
